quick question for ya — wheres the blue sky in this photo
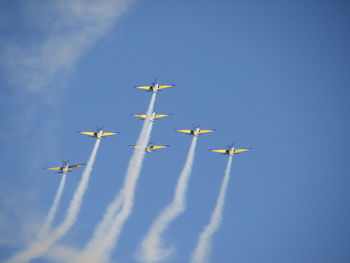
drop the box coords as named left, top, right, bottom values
left=1, top=0, right=350, bottom=262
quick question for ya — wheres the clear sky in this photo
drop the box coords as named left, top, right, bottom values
left=0, top=0, right=349, bottom=262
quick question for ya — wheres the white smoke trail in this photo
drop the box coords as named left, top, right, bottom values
left=138, top=136, right=198, bottom=263
left=5, top=138, right=101, bottom=263
left=2, top=0, right=134, bottom=92
left=77, top=93, right=157, bottom=263
left=38, top=173, right=67, bottom=239
left=83, top=189, right=124, bottom=250
left=83, top=93, right=156, bottom=250
left=190, top=156, right=233, bottom=263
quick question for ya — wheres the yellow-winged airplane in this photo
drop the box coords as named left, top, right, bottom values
left=79, top=128, right=118, bottom=139
left=132, top=112, right=172, bottom=121
left=129, top=143, right=170, bottom=153
left=211, top=144, right=251, bottom=156
left=176, top=126, right=216, bottom=136
left=45, top=161, right=85, bottom=174
left=135, top=80, right=174, bottom=93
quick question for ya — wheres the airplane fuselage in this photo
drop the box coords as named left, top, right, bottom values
left=192, top=127, right=201, bottom=136
left=151, top=83, right=159, bottom=92
left=228, top=147, right=235, bottom=155
left=96, top=129, right=103, bottom=139
left=62, top=163, right=69, bottom=174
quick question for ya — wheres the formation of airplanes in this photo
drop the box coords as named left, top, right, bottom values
left=46, top=161, right=85, bottom=174
left=46, top=81, right=250, bottom=175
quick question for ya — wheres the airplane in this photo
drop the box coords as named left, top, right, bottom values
left=176, top=126, right=216, bottom=136
left=134, top=79, right=174, bottom=93
left=45, top=161, right=85, bottom=174
left=129, top=143, right=170, bottom=153
left=132, top=112, right=172, bottom=121
left=79, top=128, right=118, bottom=139
left=210, top=144, right=251, bottom=156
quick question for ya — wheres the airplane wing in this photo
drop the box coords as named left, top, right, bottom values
left=129, top=145, right=141, bottom=149
left=158, top=85, right=173, bottom=90
left=154, top=114, right=171, bottom=119
left=198, top=129, right=215, bottom=134
left=135, top=86, right=151, bottom=91
left=68, top=164, right=85, bottom=170
left=132, top=114, right=147, bottom=119
left=46, top=166, right=62, bottom=171
left=80, top=131, right=95, bottom=136
left=176, top=129, right=192, bottom=134
left=101, top=132, right=118, bottom=136
left=211, top=149, right=227, bottom=154
left=234, top=148, right=251, bottom=153
left=152, top=145, right=169, bottom=150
